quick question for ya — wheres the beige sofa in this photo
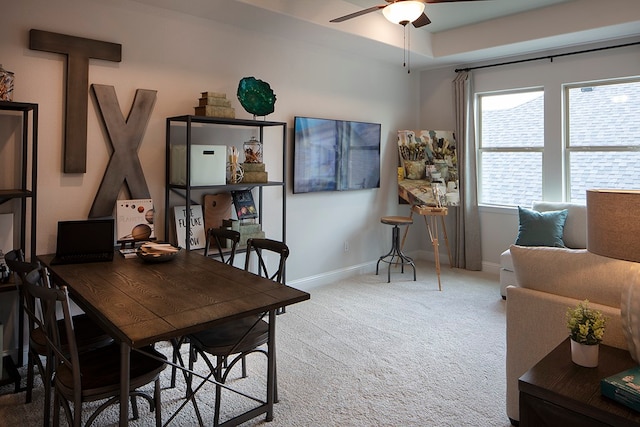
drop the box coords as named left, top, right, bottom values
left=505, top=244, right=640, bottom=424
left=500, top=201, right=588, bottom=298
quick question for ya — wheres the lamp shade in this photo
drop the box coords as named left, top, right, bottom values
left=382, top=1, right=425, bottom=24
left=587, top=189, right=640, bottom=263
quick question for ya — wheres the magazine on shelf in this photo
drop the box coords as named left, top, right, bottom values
left=173, top=205, right=206, bottom=250
left=231, top=190, right=258, bottom=220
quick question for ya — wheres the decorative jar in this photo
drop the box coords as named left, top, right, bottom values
left=243, top=136, right=263, bottom=163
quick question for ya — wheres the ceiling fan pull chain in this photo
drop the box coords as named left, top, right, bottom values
left=403, top=23, right=407, bottom=69
left=407, top=24, right=411, bottom=74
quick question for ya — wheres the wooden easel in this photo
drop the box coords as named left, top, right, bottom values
left=400, top=204, right=452, bottom=291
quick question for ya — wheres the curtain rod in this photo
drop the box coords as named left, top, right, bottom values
left=454, top=40, right=640, bottom=73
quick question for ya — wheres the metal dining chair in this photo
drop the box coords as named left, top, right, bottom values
left=169, top=227, right=242, bottom=389
left=22, top=267, right=168, bottom=427
left=187, top=237, right=289, bottom=426
left=4, top=249, right=114, bottom=427
left=204, top=227, right=241, bottom=265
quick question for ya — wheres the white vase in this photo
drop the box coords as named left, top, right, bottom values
left=621, top=276, right=640, bottom=363
left=570, top=339, right=599, bottom=367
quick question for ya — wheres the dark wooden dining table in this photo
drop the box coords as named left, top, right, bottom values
left=37, top=250, right=310, bottom=426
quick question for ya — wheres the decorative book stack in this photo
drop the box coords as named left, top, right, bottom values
left=194, top=92, right=235, bottom=118
left=222, top=219, right=265, bottom=246
left=601, top=366, right=640, bottom=412
left=242, top=162, right=268, bottom=183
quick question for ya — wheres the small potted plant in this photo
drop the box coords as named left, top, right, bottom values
left=566, top=299, right=607, bottom=367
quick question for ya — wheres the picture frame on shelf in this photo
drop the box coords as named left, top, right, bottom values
left=231, top=190, right=258, bottom=220
left=116, top=199, right=155, bottom=243
left=173, top=205, right=206, bottom=250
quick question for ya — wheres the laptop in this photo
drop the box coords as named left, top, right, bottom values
left=50, top=219, right=115, bottom=265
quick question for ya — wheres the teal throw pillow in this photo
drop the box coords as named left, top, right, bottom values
left=515, top=206, right=568, bottom=247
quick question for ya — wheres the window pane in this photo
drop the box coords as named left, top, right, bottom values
left=480, top=91, right=544, bottom=148
left=569, top=151, right=640, bottom=203
left=480, top=152, right=542, bottom=206
left=568, top=81, right=640, bottom=147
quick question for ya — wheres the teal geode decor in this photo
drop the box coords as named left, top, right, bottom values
left=237, top=77, right=276, bottom=117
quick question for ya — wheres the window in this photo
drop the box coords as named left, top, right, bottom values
left=477, top=90, right=544, bottom=206
left=566, top=79, right=640, bottom=203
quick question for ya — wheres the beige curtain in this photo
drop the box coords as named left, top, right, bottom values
left=453, top=71, right=482, bottom=270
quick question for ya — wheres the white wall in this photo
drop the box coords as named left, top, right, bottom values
left=0, top=0, right=424, bottom=278
left=420, top=41, right=640, bottom=272
left=0, top=0, right=426, bottom=356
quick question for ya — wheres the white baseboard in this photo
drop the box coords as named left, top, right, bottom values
left=288, top=250, right=454, bottom=291
left=482, top=261, right=501, bottom=276
left=288, top=261, right=377, bottom=291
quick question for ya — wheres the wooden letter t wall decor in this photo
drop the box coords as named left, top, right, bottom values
left=89, top=84, right=156, bottom=218
left=29, top=29, right=122, bottom=173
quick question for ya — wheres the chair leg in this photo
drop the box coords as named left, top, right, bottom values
left=241, top=355, right=247, bottom=378
left=53, top=390, right=60, bottom=427
left=170, top=338, right=178, bottom=388
left=154, top=378, right=162, bottom=427
left=25, top=350, right=35, bottom=403
left=214, top=356, right=223, bottom=427
left=130, top=395, right=139, bottom=420
left=43, top=352, right=53, bottom=427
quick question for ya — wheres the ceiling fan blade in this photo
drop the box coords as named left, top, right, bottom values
left=412, top=13, right=431, bottom=28
left=330, top=5, right=385, bottom=23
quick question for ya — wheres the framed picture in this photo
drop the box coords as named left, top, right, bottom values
left=116, top=199, right=155, bottom=242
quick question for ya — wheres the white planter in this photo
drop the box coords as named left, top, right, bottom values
left=570, top=339, right=599, bottom=367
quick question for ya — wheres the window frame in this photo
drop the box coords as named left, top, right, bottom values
left=563, top=77, right=640, bottom=202
left=476, top=87, right=545, bottom=207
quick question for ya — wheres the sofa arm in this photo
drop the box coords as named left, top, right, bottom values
left=505, top=286, right=626, bottom=423
left=510, top=245, right=639, bottom=308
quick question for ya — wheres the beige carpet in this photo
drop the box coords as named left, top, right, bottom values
left=0, top=261, right=511, bottom=426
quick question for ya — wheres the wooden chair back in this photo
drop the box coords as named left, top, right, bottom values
left=23, top=269, right=80, bottom=388
left=244, top=238, right=289, bottom=285
left=204, top=228, right=241, bottom=265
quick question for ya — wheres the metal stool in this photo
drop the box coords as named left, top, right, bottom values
left=376, top=216, right=416, bottom=282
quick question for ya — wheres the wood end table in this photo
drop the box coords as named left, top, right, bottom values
left=519, top=338, right=640, bottom=426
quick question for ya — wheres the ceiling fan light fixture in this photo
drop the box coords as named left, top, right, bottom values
left=382, top=1, right=425, bottom=25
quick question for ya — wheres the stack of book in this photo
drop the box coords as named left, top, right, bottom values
left=222, top=219, right=265, bottom=246
left=601, top=366, right=640, bottom=412
left=194, top=92, right=235, bottom=118
left=241, top=162, right=268, bottom=183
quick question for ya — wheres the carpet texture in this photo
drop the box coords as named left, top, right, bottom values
left=0, top=261, right=510, bottom=426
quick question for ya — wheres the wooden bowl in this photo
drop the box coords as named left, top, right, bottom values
left=136, top=242, right=181, bottom=263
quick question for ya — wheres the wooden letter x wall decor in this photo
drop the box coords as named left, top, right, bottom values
left=88, top=84, right=157, bottom=218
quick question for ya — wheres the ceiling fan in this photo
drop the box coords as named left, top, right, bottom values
left=330, top=0, right=489, bottom=28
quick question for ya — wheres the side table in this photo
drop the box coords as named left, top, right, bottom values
left=519, top=338, right=640, bottom=426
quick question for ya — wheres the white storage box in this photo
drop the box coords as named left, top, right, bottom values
left=171, top=145, right=227, bottom=186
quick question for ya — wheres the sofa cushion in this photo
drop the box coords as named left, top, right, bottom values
left=532, top=201, right=587, bottom=249
left=510, top=245, right=640, bottom=308
left=515, top=206, right=568, bottom=247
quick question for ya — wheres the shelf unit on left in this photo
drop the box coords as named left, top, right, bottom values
left=0, top=100, right=38, bottom=375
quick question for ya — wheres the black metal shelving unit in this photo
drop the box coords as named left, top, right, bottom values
left=0, top=100, right=38, bottom=383
left=164, top=115, right=286, bottom=251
